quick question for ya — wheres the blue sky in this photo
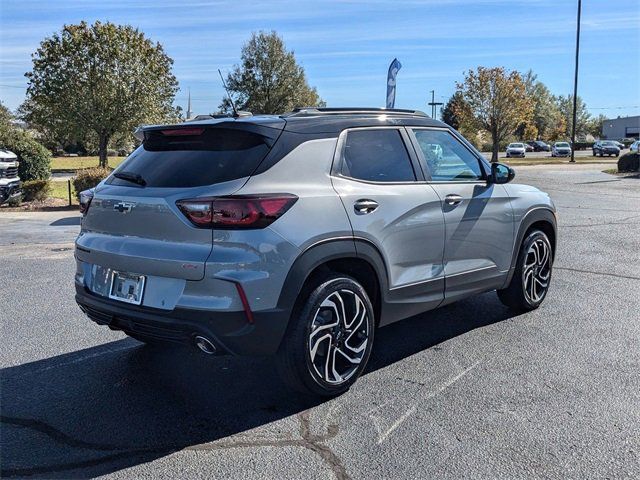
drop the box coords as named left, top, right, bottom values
left=1, top=0, right=639, bottom=120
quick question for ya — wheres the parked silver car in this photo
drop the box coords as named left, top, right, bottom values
left=506, top=142, right=526, bottom=158
left=552, top=142, right=572, bottom=157
left=75, top=108, right=557, bottom=396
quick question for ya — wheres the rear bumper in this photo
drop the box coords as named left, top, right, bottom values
left=75, top=284, right=291, bottom=356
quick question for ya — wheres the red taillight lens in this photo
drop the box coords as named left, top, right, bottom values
left=79, top=188, right=95, bottom=215
left=177, top=194, right=297, bottom=229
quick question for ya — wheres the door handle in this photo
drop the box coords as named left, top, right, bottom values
left=354, top=199, right=379, bottom=214
left=444, top=194, right=463, bottom=206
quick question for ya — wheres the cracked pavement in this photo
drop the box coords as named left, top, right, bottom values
left=1, top=164, right=639, bottom=479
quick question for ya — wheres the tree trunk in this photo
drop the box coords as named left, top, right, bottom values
left=491, top=140, right=500, bottom=163
left=98, top=134, right=109, bottom=168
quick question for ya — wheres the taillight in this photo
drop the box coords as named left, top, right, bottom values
left=176, top=194, right=297, bottom=229
left=79, top=188, right=95, bottom=215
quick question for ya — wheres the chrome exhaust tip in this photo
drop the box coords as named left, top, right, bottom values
left=194, top=335, right=216, bottom=355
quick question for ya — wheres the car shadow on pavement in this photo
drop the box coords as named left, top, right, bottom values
left=1, top=293, right=518, bottom=478
left=49, top=216, right=81, bottom=226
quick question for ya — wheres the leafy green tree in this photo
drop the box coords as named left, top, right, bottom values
left=555, top=94, right=591, bottom=139
left=456, top=67, right=533, bottom=162
left=521, top=70, right=562, bottom=140
left=587, top=113, right=607, bottom=138
left=441, top=91, right=469, bottom=130
left=21, top=21, right=179, bottom=167
left=0, top=101, right=51, bottom=181
left=221, top=31, right=324, bottom=114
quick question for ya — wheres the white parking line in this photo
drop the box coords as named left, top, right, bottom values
left=374, top=361, right=480, bottom=444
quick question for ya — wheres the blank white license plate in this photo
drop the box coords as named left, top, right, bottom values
left=109, top=271, right=146, bottom=305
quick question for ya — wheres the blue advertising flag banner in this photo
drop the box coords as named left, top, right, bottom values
left=386, top=58, right=402, bottom=109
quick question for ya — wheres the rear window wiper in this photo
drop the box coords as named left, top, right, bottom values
left=113, top=171, right=147, bottom=187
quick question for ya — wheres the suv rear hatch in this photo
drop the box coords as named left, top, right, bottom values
left=76, top=120, right=284, bottom=282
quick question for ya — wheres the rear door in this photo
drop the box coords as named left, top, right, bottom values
left=331, top=127, right=445, bottom=323
left=408, top=127, right=514, bottom=302
left=77, top=124, right=281, bottom=281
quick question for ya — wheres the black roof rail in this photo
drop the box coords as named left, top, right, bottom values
left=284, top=107, right=428, bottom=117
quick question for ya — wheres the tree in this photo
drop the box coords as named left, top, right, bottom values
left=221, top=31, right=324, bottom=114
left=521, top=70, right=562, bottom=140
left=21, top=21, right=179, bottom=167
left=455, top=67, right=533, bottom=162
left=587, top=113, right=607, bottom=138
left=441, top=91, right=469, bottom=130
left=555, top=94, right=591, bottom=140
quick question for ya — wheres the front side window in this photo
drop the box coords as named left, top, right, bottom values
left=412, top=129, right=483, bottom=181
left=341, top=129, right=416, bottom=182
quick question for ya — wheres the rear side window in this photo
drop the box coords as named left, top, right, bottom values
left=109, top=127, right=272, bottom=188
left=341, top=129, right=416, bottom=182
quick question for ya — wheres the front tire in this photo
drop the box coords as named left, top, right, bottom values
left=497, top=229, right=553, bottom=312
left=276, top=274, right=375, bottom=396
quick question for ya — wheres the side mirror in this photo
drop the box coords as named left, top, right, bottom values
left=489, top=162, right=515, bottom=184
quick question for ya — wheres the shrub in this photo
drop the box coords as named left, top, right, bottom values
left=617, top=152, right=639, bottom=172
left=572, top=142, right=594, bottom=151
left=7, top=195, right=22, bottom=207
left=72, top=167, right=111, bottom=198
left=21, top=179, right=51, bottom=202
left=0, top=125, right=51, bottom=181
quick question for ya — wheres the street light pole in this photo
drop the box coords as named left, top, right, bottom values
left=427, top=90, right=443, bottom=120
left=570, top=0, right=582, bottom=163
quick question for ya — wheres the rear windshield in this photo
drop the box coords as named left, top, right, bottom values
left=109, top=127, right=273, bottom=188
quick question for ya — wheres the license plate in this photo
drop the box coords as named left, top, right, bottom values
left=109, top=271, right=146, bottom=305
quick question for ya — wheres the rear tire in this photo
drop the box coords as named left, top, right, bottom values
left=497, top=229, right=553, bottom=312
left=276, top=274, right=375, bottom=397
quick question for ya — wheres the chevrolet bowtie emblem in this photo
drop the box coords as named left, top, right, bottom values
left=113, top=202, right=134, bottom=213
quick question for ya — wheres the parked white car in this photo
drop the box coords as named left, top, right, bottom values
left=0, top=149, right=21, bottom=205
left=552, top=142, right=572, bottom=157
left=630, top=140, right=639, bottom=153
left=506, top=143, right=526, bottom=158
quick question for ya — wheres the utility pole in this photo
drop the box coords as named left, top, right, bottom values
left=427, top=90, right=443, bottom=120
left=570, top=0, right=582, bottom=163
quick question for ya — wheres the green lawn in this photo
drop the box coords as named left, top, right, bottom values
left=51, top=156, right=125, bottom=172
left=50, top=180, right=78, bottom=205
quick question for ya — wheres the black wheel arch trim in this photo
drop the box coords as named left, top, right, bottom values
left=503, top=207, right=557, bottom=288
left=276, top=237, right=390, bottom=317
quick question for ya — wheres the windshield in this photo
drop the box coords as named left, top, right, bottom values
left=556, top=142, right=570, bottom=148
left=602, top=141, right=616, bottom=146
left=509, top=143, right=523, bottom=148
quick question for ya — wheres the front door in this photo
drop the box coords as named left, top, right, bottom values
left=408, top=127, right=514, bottom=303
left=331, top=127, right=445, bottom=324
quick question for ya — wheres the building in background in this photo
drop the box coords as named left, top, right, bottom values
left=602, top=115, right=640, bottom=140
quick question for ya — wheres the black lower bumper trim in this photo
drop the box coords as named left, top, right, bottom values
left=75, top=285, right=291, bottom=356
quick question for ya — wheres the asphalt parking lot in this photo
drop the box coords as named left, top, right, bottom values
left=1, top=164, right=639, bottom=479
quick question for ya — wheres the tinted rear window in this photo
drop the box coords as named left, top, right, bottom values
left=109, top=127, right=272, bottom=188
left=341, top=129, right=416, bottom=182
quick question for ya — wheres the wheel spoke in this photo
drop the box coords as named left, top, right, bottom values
left=328, top=343, right=342, bottom=383
left=309, top=333, right=331, bottom=362
left=336, top=346, right=363, bottom=364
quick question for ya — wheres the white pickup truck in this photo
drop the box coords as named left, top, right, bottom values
left=0, top=149, right=21, bottom=204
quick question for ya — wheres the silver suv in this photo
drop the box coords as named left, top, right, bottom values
left=75, top=108, right=557, bottom=396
